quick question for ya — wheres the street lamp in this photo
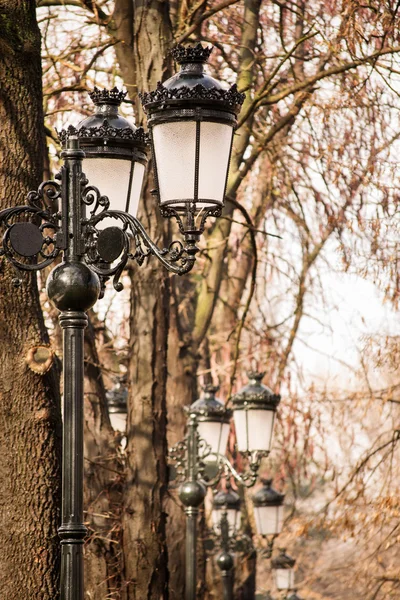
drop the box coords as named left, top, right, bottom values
left=285, top=592, right=303, bottom=600
left=212, top=487, right=241, bottom=534
left=106, top=379, right=128, bottom=433
left=231, top=372, right=281, bottom=456
left=207, top=488, right=253, bottom=600
left=0, top=43, right=244, bottom=600
left=271, top=549, right=296, bottom=592
left=189, top=385, right=232, bottom=461
left=252, top=478, right=285, bottom=538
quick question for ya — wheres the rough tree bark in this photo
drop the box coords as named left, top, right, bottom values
left=0, top=1, right=62, bottom=598
left=111, top=2, right=174, bottom=599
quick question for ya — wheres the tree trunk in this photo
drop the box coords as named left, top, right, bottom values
left=0, top=2, right=62, bottom=598
left=83, top=318, right=125, bottom=600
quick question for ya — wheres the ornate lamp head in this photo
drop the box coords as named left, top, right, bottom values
left=231, top=372, right=281, bottom=454
left=59, top=87, right=149, bottom=224
left=140, top=43, right=245, bottom=236
left=271, top=549, right=296, bottom=591
left=188, top=385, right=232, bottom=460
left=252, top=478, right=285, bottom=537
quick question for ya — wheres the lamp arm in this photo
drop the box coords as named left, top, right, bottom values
left=83, top=206, right=199, bottom=292
left=207, top=452, right=263, bottom=488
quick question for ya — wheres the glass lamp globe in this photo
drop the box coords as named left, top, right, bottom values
left=106, top=382, right=128, bottom=433
left=189, top=385, right=232, bottom=462
left=252, top=478, right=285, bottom=536
left=212, top=487, right=241, bottom=534
left=60, top=87, right=148, bottom=227
left=140, top=43, right=245, bottom=216
left=231, top=372, right=281, bottom=454
left=271, top=549, right=296, bottom=591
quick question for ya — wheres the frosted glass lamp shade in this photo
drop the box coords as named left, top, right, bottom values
left=275, top=568, right=295, bottom=591
left=233, top=408, right=275, bottom=453
left=109, top=412, right=127, bottom=433
left=152, top=120, right=233, bottom=209
left=212, top=507, right=240, bottom=534
left=83, top=158, right=145, bottom=228
left=197, top=421, right=230, bottom=461
left=254, top=504, right=284, bottom=536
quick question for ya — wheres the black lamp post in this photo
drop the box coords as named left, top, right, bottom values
left=169, top=376, right=281, bottom=600
left=0, top=43, right=244, bottom=600
left=212, top=487, right=242, bottom=600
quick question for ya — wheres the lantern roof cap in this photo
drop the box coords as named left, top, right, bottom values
left=286, top=593, right=303, bottom=600
left=253, top=478, right=285, bottom=507
left=271, top=549, right=296, bottom=570
left=213, top=487, right=241, bottom=510
left=231, top=372, right=281, bottom=409
left=140, top=44, right=245, bottom=116
left=58, top=88, right=149, bottom=149
left=187, top=385, right=232, bottom=423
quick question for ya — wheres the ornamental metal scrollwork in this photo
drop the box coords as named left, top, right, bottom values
left=0, top=180, right=61, bottom=284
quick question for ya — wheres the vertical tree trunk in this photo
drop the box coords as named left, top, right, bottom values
left=0, top=2, right=62, bottom=598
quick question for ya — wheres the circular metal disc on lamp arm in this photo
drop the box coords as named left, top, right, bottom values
left=212, top=487, right=241, bottom=534
left=189, top=385, right=232, bottom=462
left=231, top=372, right=281, bottom=455
left=140, top=43, right=245, bottom=238
left=252, top=478, right=285, bottom=537
left=271, top=549, right=296, bottom=591
left=59, top=87, right=149, bottom=225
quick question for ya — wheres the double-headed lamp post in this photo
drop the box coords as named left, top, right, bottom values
left=0, top=43, right=244, bottom=600
left=169, top=376, right=281, bottom=599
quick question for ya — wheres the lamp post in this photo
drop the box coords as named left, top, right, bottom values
left=0, top=43, right=244, bottom=600
left=169, top=377, right=281, bottom=599
left=211, top=487, right=242, bottom=600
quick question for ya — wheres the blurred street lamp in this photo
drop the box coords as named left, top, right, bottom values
left=0, top=42, right=244, bottom=600
left=189, top=385, right=232, bottom=461
left=231, top=372, right=281, bottom=456
left=106, top=380, right=128, bottom=433
left=271, top=549, right=296, bottom=592
left=252, top=478, right=285, bottom=543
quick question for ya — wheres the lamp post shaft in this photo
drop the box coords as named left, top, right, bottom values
left=46, top=138, right=100, bottom=600
left=58, top=311, right=88, bottom=600
left=221, top=570, right=234, bottom=600
left=179, top=415, right=206, bottom=600
left=185, top=506, right=199, bottom=600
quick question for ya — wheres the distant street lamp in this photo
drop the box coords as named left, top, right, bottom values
left=106, top=380, right=128, bottom=433
left=0, top=43, right=244, bottom=600
left=169, top=374, right=282, bottom=600
left=271, top=549, right=296, bottom=592
left=231, top=372, right=281, bottom=456
left=209, top=487, right=253, bottom=600
left=252, top=478, right=285, bottom=555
